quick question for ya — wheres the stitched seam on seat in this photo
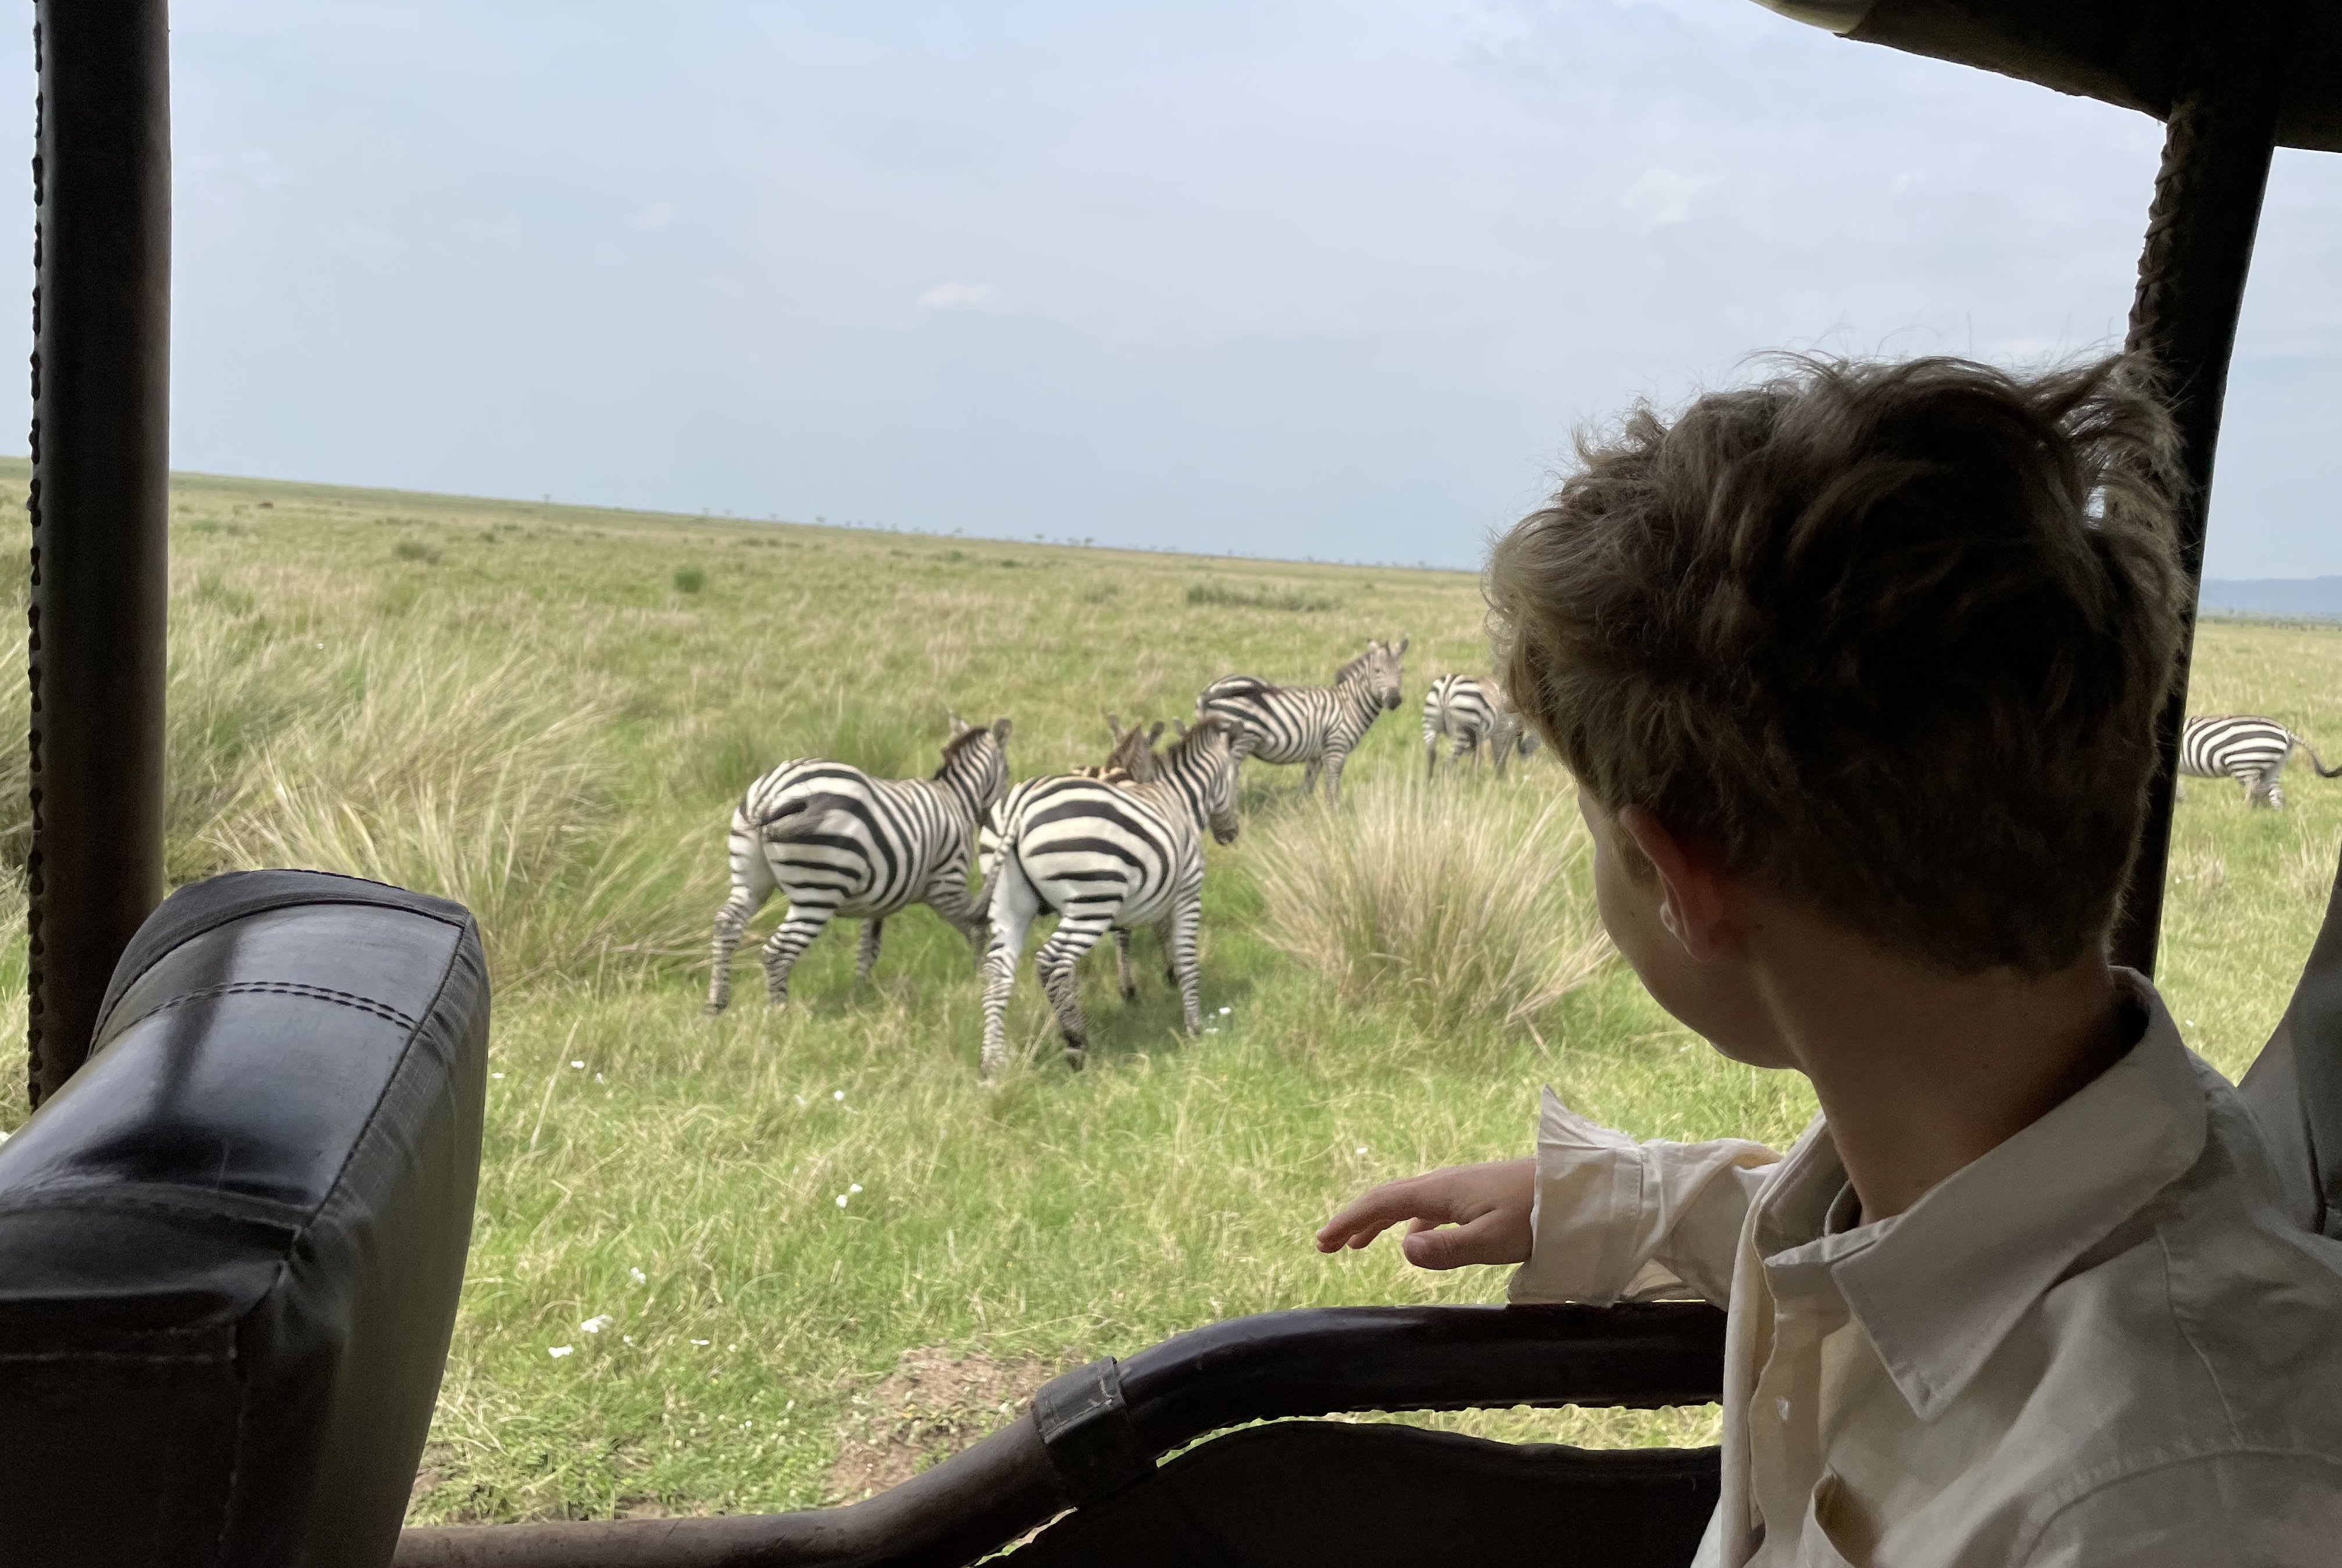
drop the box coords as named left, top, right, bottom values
left=0, top=1184, right=309, bottom=1232
left=306, top=920, right=475, bottom=1252
left=98, top=890, right=468, bottom=1035
left=116, top=980, right=419, bottom=1034
left=210, top=1262, right=276, bottom=1568
left=0, top=1348, right=233, bottom=1364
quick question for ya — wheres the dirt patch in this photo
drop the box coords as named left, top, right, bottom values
left=828, top=1344, right=1065, bottom=1502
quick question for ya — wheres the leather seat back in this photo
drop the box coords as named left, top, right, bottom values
left=2241, top=845, right=2342, bottom=1238
left=0, top=870, right=488, bottom=1567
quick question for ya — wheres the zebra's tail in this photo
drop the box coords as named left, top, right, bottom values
left=2304, top=738, right=2342, bottom=778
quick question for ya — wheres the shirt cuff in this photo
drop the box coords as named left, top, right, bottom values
left=1508, top=1087, right=1781, bottom=1306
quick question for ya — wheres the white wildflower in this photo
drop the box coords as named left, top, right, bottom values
left=594, top=1073, right=605, bottom=1083
left=691, top=1338, right=710, bottom=1346
left=833, top=1090, right=845, bottom=1101
left=548, top=1345, right=574, bottom=1359
left=1219, top=1006, right=1232, bottom=1016
left=629, top=1267, right=647, bottom=1285
left=1355, top=1146, right=1368, bottom=1155
left=580, top=1314, right=614, bottom=1334
left=849, top=1183, right=862, bottom=1194
left=570, top=1060, right=586, bottom=1070
left=836, top=1194, right=849, bottom=1209
left=491, top=1071, right=505, bottom=1080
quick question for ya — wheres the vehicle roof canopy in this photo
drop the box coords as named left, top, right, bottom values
left=1768, top=0, right=2342, bottom=152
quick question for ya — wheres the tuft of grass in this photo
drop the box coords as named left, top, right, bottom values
left=673, top=566, right=707, bottom=595
left=1250, top=770, right=1610, bottom=1035
left=1187, top=580, right=1342, bottom=613
left=395, top=538, right=442, bottom=565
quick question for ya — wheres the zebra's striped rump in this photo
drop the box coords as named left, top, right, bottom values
left=1196, top=636, right=1406, bottom=805
left=1422, top=673, right=1537, bottom=778
left=979, top=716, right=1241, bottom=1078
left=704, top=716, right=1012, bottom=1014
left=2180, top=714, right=2342, bottom=810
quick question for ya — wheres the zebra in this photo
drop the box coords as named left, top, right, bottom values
left=1196, top=637, right=1407, bottom=805
left=703, top=715, right=1013, bottom=1015
left=979, top=715, right=1243, bottom=1078
left=2180, top=715, right=2342, bottom=810
left=1422, top=674, right=1539, bottom=779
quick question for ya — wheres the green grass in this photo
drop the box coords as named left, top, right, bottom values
left=0, top=462, right=2333, bottom=1520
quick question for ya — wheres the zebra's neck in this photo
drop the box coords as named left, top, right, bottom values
left=933, top=755, right=992, bottom=825
left=1333, top=666, right=1384, bottom=733
left=1149, top=746, right=1222, bottom=831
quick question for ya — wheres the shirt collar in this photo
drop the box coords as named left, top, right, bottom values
left=1753, top=969, right=2207, bottom=1421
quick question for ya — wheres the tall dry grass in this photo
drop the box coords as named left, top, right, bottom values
left=1249, top=769, right=1611, bottom=1035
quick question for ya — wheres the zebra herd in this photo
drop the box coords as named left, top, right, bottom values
left=704, top=647, right=2340, bottom=1077
left=702, top=637, right=1552, bottom=1076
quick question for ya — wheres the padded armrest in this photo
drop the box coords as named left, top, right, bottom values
left=0, top=870, right=490, bottom=1568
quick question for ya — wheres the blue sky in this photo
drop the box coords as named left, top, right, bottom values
left=8, top=2, right=2342, bottom=573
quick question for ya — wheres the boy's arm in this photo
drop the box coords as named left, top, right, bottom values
left=1315, top=1089, right=1784, bottom=1307
left=1508, top=1089, right=1782, bottom=1307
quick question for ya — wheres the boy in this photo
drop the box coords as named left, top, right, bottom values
left=1318, top=358, right=2342, bottom=1565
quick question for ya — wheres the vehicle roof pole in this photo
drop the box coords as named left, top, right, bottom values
left=2111, top=0, right=2298, bottom=978
left=25, top=0, right=171, bottom=1106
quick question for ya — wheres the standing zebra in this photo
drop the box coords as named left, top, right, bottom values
left=704, top=716, right=1013, bottom=1015
left=979, top=715, right=1242, bottom=1078
left=2180, top=714, right=2342, bottom=810
left=1422, top=674, right=1539, bottom=778
left=1197, top=637, right=1407, bottom=805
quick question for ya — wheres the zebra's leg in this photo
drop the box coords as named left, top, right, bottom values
left=1323, top=748, right=1349, bottom=806
left=980, top=862, right=1044, bottom=1081
left=1425, top=736, right=1439, bottom=780
left=1113, top=928, right=1137, bottom=1001
left=1036, top=916, right=1112, bottom=1068
left=1154, top=917, right=1179, bottom=988
left=759, top=897, right=837, bottom=1009
left=2237, top=765, right=2275, bottom=808
left=704, top=828, right=777, bottom=1015
left=921, top=866, right=991, bottom=973
left=1166, top=897, right=1205, bottom=1035
left=855, top=917, right=885, bottom=989
left=1301, top=756, right=1323, bottom=799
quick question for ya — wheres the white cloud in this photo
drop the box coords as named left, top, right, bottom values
left=916, top=280, right=1004, bottom=312
left=1620, top=168, right=1719, bottom=228
left=632, top=201, right=675, bottom=231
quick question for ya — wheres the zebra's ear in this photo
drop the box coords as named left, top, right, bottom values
left=1172, top=717, right=1190, bottom=738
left=1396, top=636, right=1409, bottom=655
left=1147, top=720, right=1166, bottom=744
left=948, top=713, right=971, bottom=738
left=991, top=716, right=1014, bottom=742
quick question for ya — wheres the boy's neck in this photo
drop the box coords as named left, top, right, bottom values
left=1748, top=913, right=2130, bottom=1221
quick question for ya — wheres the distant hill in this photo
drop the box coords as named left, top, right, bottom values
left=2201, top=578, right=2342, bottom=621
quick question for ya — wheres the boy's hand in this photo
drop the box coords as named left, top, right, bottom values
left=1314, top=1158, right=1536, bottom=1270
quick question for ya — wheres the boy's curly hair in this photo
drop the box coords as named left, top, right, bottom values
left=1490, top=355, right=2184, bottom=974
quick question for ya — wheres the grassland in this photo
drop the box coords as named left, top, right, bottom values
left=0, top=461, right=2337, bottom=1522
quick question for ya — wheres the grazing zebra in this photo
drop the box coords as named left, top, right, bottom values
left=979, top=715, right=1242, bottom=1078
left=1422, top=674, right=1539, bottom=778
left=1197, top=637, right=1408, bottom=805
left=704, top=716, right=1013, bottom=1015
left=1093, top=714, right=1163, bottom=783
left=2180, top=715, right=2342, bottom=810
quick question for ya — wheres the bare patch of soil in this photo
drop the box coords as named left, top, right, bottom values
left=828, top=1344, right=1065, bottom=1503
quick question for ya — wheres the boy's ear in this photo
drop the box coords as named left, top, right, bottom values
left=1617, top=806, right=1733, bottom=962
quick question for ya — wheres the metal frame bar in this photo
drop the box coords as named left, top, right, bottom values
left=2112, top=0, right=2300, bottom=975
left=24, top=0, right=172, bottom=1105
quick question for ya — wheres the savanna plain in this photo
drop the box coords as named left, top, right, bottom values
left=0, top=459, right=2332, bottom=1522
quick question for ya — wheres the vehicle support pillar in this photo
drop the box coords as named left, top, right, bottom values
left=25, top=0, right=172, bottom=1105
left=2113, top=0, right=2298, bottom=977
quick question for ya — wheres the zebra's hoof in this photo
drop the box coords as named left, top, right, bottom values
left=1063, top=1046, right=1087, bottom=1071
left=1119, top=983, right=1138, bottom=1002
left=702, top=1000, right=728, bottom=1017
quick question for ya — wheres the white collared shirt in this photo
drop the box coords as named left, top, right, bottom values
left=1509, top=973, right=2342, bottom=1565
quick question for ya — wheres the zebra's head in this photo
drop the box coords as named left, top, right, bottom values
left=940, top=714, right=1015, bottom=815
left=1355, top=637, right=1406, bottom=712
left=1101, top=713, right=1165, bottom=783
left=1169, top=715, right=1243, bottom=845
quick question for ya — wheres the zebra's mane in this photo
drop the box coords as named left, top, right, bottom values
left=1332, top=647, right=1377, bottom=685
left=1163, top=715, right=1233, bottom=768
left=934, top=726, right=995, bottom=775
